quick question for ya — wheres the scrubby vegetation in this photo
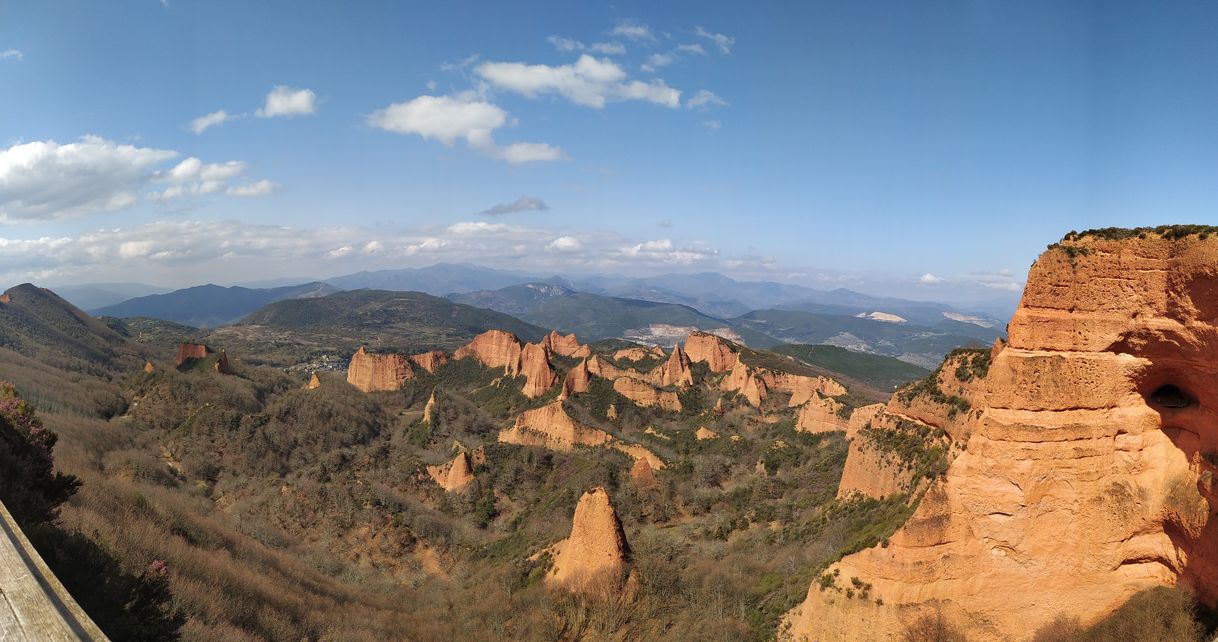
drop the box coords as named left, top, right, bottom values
left=771, top=344, right=930, bottom=391
left=895, top=347, right=988, bottom=420
left=1030, top=586, right=1208, bottom=642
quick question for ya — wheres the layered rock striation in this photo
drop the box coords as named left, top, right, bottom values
left=347, top=347, right=414, bottom=392
left=783, top=229, right=1218, bottom=642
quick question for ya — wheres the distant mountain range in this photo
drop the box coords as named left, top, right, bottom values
left=48, top=262, right=1009, bottom=366
left=92, top=282, right=338, bottom=327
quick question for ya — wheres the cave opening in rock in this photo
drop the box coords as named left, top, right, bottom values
left=1149, top=384, right=1195, bottom=409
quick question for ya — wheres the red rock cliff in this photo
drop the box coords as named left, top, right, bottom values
left=346, top=347, right=414, bottom=392
left=783, top=229, right=1218, bottom=642
left=545, top=487, right=630, bottom=594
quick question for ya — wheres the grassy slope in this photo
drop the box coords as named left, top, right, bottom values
left=214, top=290, right=549, bottom=366
left=771, top=344, right=930, bottom=392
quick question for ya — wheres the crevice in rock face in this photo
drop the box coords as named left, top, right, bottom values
left=1150, top=384, right=1194, bottom=409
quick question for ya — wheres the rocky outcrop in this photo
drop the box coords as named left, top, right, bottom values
left=695, top=426, right=719, bottom=440
left=613, top=346, right=664, bottom=362
left=422, top=390, right=437, bottom=425
left=722, top=358, right=767, bottom=408
left=306, top=373, right=321, bottom=390
left=542, top=330, right=583, bottom=357
left=426, top=451, right=474, bottom=493
left=498, top=401, right=613, bottom=452
left=409, top=350, right=449, bottom=373
left=174, top=342, right=212, bottom=368
left=651, top=345, right=694, bottom=389
left=846, top=403, right=885, bottom=439
left=834, top=410, right=939, bottom=499
left=346, top=347, right=414, bottom=392
left=519, top=342, right=558, bottom=398
left=764, top=372, right=847, bottom=407
left=684, top=331, right=738, bottom=372
left=455, top=330, right=556, bottom=398
left=586, top=355, right=634, bottom=382
left=560, top=358, right=591, bottom=400
left=630, top=458, right=657, bottom=487
left=454, top=329, right=523, bottom=373
left=783, top=229, right=1218, bottom=642
left=213, top=350, right=232, bottom=375
left=613, top=377, right=682, bottom=413
left=611, top=443, right=665, bottom=470
left=795, top=393, right=847, bottom=433
left=545, top=488, right=630, bottom=594
left=143, top=361, right=155, bottom=373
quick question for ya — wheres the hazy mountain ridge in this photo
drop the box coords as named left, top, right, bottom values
left=92, top=282, right=339, bottom=328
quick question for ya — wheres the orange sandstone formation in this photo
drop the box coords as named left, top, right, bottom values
left=764, top=372, right=848, bottom=406
left=784, top=229, right=1218, bottom=642
left=306, top=373, right=321, bottom=390
left=545, top=488, right=630, bottom=594
left=560, top=358, right=591, bottom=400
left=629, top=458, right=657, bottom=487
left=409, top=350, right=449, bottom=373
left=422, top=390, right=437, bottom=425
left=213, top=350, right=232, bottom=375
left=613, top=377, right=682, bottom=413
left=454, top=329, right=524, bottom=373
left=612, top=347, right=655, bottom=362
left=455, top=330, right=556, bottom=398
left=346, top=347, right=414, bottom=392
left=722, top=358, right=767, bottom=407
left=695, top=426, right=719, bottom=440
left=684, top=331, right=738, bottom=372
left=795, top=393, right=847, bottom=433
left=542, top=330, right=583, bottom=357
left=586, top=354, right=634, bottom=381
left=174, top=342, right=210, bottom=367
left=519, top=342, right=558, bottom=398
left=611, top=443, right=666, bottom=470
left=143, top=361, right=155, bottom=373
left=651, top=345, right=694, bottom=389
left=498, top=401, right=613, bottom=452
left=426, top=451, right=474, bottom=493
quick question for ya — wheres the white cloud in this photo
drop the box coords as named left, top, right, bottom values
left=547, top=36, right=583, bottom=53
left=497, top=142, right=566, bottom=163
left=643, top=53, right=675, bottom=71
left=686, top=89, right=727, bottom=109
left=919, top=273, right=946, bottom=284
left=448, top=221, right=511, bottom=236
left=476, top=54, right=680, bottom=109
left=619, top=238, right=717, bottom=264
left=547, top=36, right=626, bottom=56
left=694, top=26, right=735, bottom=54
left=480, top=196, right=549, bottom=216
left=0, top=136, right=177, bottom=221
left=0, top=217, right=747, bottom=286
left=1, top=49, right=22, bottom=61
left=367, top=94, right=564, bottom=163
left=226, top=179, right=279, bottom=197
left=256, top=86, right=317, bottom=118
left=590, top=42, right=626, bottom=55
left=189, top=110, right=237, bottom=134
left=547, top=236, right=582, bottom=252
left=368, top=95, right=504, bottom=147
left=702, top=120, right=721, bottom=131
left=326, top=245, right=353, bottom=259
left=611, top=21, right=655, bottom=41
left=676, top=43, right=706, bottom=55
left=149, top=157, right=266, bottom=201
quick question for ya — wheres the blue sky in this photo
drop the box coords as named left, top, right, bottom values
left=1, top=1, right=1217, bottom=302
